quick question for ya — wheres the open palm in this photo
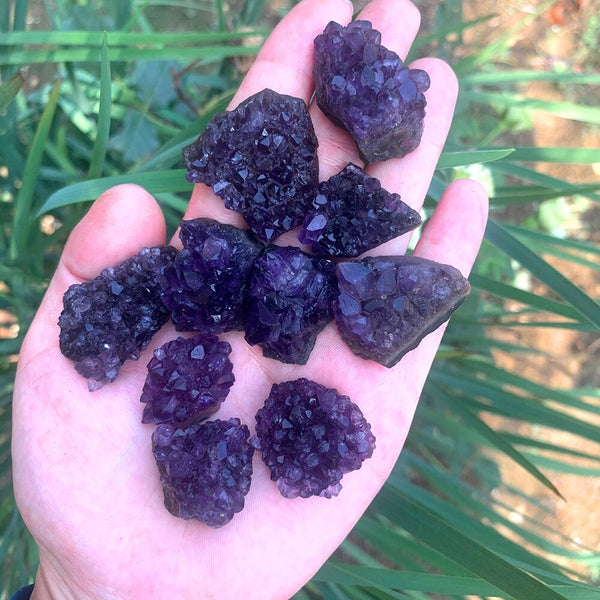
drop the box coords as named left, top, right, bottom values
left=13, top=0, right=488, bottom=598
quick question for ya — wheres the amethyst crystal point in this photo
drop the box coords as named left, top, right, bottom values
left=159, top=218, right=264, bottom=333
left=58, top=245, right=176, bottom=390
left=182, top=88, right=319, bottom=242
left=244, top=245, right=337, bottom=364
left=298, top=163, right=421, bottom=257
left=253, top=378, right=375, bottom=498
left=333, top=255, right=470, bottom=367
left=152, top=418, right=254, bottom=527
left=141, top=333, right=234, bottom=426
left=313, top=20, right=430, bottom=163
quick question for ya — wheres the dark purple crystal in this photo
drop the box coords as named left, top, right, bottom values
left=253, top=378, right=375, bottom=498
left=334, top=256, right=470, bottom=367
left=58, top=246, right=176, bottom=390
left=298, top=163, right=421, bottom=257
left=141, top=333, right=234, bottom=426
left=182, top=88, right=319, bottom=242
left=152, top=418, right=254, bottom=528
left=244, top=246, right=337, bottom=364
left=159, top=219, right=264, bottom=333
left=313, top=20, right=430, bottom=163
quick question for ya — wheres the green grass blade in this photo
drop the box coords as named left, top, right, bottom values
left=87, top=33, right=111, bottom=180
left=485, top=219, right=600, bottom=328
left=462, top=90, right=600, bottom=125
left=0, top=70, right=25, bottom=113
left=37, top=170, right=192, bottom=215
left=9, top=79, right=61, bottom=261
left=461, top=70, right=600, bottom=86
left=0, top=44, right=262, bottom=65
left=371, top=488, right=571, bottom=600
left=437, top=148, right=514, bottom=169
left=497, top=146, right=600, bottom=164
left=469, top=273, right=583, bottom=321
left=0, top=29, right=266, bottom=46
left=441, top=390, right=564, bottom=499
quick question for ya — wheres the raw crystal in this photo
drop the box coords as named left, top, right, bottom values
left=244, top=245, right=337, bottom=364
left=182, top=88, right=319, bottom=242
left=152, top=418, right=254, bottom=528
left=333, top=255, right=470, bottom=367
left=159, top=218, right=264, bottom=333
left=141, top=333, right=235, bottom=426
left=298, top=163, right=421, bottom=257
left=313, top=20, right=430, bottom=163
left=58, top=246, right=176, bottom=390
left=253, top=378, right=375, bottom=498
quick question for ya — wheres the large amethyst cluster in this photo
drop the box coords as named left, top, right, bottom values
left=183, top=89, right=319, bottom=242
left=245, top=246, right=337, bottom=364
left=298, top=163, right=422, bottom=257
left=334, top=256, right=471, bottom=367
left=313, top=20, right=430, bottom=163
left=152, top=418, right=254, bottom=528
left=253, top=378, right=376, bottom=498
left=159, top=219, right=264, bottom=333
left=141, top=333, right=235, bottom=426
left=58, top=245, right=176, bottom=390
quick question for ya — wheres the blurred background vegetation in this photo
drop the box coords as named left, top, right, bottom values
left=1, top=0, right=600, bottom=598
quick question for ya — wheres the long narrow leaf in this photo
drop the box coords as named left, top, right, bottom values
left=485, top=219, right=600, bottom=328
left=87, top=34, right=111, bottom=179
left=36, top=170, right=192, bottom=215
left=437, top=148, right=514, bottom=169
left=371, top=488, right=570, bottom=600
left=9, top=79, right=61, bottom=261
left=0, top=70, right=25, bottom=113
left=0, top=44, right=262, bottom=65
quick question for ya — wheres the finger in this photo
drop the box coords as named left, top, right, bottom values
left=184, top=0, right=353, bottom=225
left=396, top=178, right=489, bottom=378
left=61, top=184, right=166, bottom=283
left=314, top=0, right=424, bottom=179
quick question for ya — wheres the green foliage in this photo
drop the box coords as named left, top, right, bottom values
left=1, top=0, right=599, bottom=599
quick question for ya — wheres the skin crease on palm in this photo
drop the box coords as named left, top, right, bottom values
left=11, top=0, right=489, bottom=598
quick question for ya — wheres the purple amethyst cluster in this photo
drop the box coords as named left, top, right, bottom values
left=141, top=333, right=235, bottom=426
left=313, top=20, right=430, bottom=163
left=253, top=378, right=376, bottom=498
left=152, top=419, right=254, bottom=528
left=58, top=245, right=176, bottom=390
left=298, top=163, right=421, bottom=257
left=245, top=246, right=337, bottom=364
left=183, top=89, right=319, bottom=242
left=159, top=218, right=264, bottom=333
left=334, top=256, right=471, bottom=367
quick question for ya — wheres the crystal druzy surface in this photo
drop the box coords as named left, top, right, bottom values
left=253, top=378, right=375, bottom=499
left=313, top=20, right=430, bottom=164
left=141, top=333, right=234, bottom=426
left=182, top=88, right=319, bottom=242
left=334, top=256, right=470, bottom=367
left=245, top=245, right=337, bottom=364
left=58, top=246, right=176, bottom=390
left=152, top=418, right=254, bottom=528
left=298, top=163, right=421, bottom=257
left=159, top=218, right=264, bottom=333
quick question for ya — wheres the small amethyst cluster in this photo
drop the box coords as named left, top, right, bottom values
left=245, top=246, right=337, bottom=364
left=141, top=333, right=235, bottom=426
left=253, top=378, right=375, bottom=499
left=58, top=246, right=176, bottom=391
left=183, top=89, right=319, bottom=243
left=313, top=20, right=430, bottom=164
left=152, top=418, right=254, bottom=528
left=57, top=20, right=470, bottom=527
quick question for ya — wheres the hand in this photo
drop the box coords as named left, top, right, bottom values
left=12, top=0, right=488, bottom=598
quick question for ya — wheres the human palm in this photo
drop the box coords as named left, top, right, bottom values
left=12, top=0, right=488, bottom=598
